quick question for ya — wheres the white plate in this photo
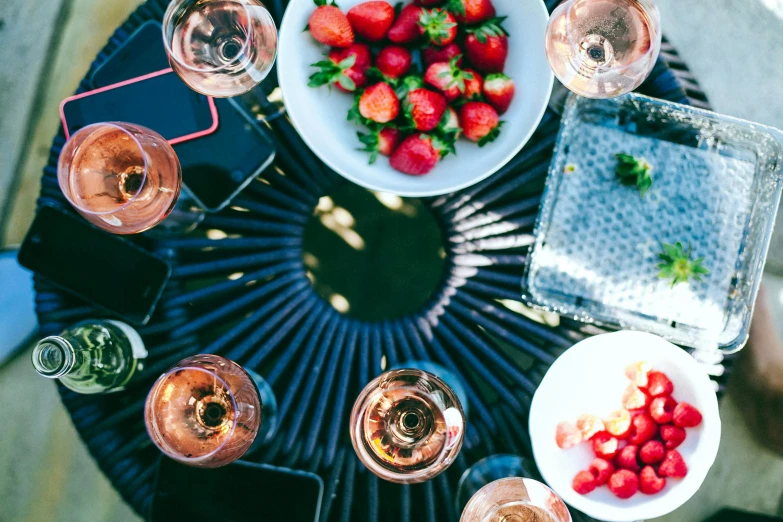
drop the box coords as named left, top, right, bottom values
left=277, top=0, right=554, bottom=197
left=529, top=331, right=721, bottom=522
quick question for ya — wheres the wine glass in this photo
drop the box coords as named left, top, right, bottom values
left=349, top=366, right=465, bottom=484
left=544, top=0, right=661, bottom=99
left=144, top=354, right=278, bottom=468
left=163, top=0, right=278, bottom=98
left=459, top=456, right=572, bottom=522
left=57, top=122, right=182, bottom=235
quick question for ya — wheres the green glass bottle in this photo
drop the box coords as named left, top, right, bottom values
left=32, top=319, right=147, bottom=394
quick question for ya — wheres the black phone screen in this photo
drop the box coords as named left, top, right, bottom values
left=18, top=206, right=171, bottom=325
left=91, top=21, right=170, bottom=87
left=62, top=70, right=216, bottom=142
left=151, top=459, right=324, bottom=522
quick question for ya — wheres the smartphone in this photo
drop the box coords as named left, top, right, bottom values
left=90, top=28, right=276, bottom=212
left=60, top=68, right=218, bottom=145
left=150, top=458, right=324, bottom=522
left=18, top=206, right=171, bottom=325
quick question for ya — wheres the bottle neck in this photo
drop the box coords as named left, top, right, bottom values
left=32, top=336, right=79, bottom=379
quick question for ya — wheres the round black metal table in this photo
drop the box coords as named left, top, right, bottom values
left=32, top=1, right=724, bottom=520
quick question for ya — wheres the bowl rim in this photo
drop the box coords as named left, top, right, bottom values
left=276, top=0, right=555, bottom=197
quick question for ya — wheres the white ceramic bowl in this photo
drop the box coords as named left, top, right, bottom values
left=529, top=331, right=721, bottom=522
left=277, top=0, right=554, bottom=197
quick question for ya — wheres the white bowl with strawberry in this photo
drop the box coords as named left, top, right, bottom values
left=529, top=331, right=721, bottom=522
left=277, top=0, right=553, bottom=196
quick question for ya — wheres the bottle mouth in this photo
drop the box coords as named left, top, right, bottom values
left=32, top=337, right=75, bottom=378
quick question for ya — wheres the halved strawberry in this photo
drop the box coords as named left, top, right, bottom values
left=660, top=424, right=687, bottom=450
left=405, top=88, right=448, bottom=131
left=460, top=101, right=502, bottom=145
left=622, top=383, right=650, bottom=411
left=625, top=361, right=653, bottom=387
left=658, top=450, right=688, bottom=478
left=555, top=421, right=583, bottom=449
left=589, top=458, right=614, bottom=486
left=357, top=82, right=400, bottom=123
left=483, top=73, right=515, bottom=113
left=576, top=414, right=605, bottom=441
left=639, top=466, right=666, bottom=495
left=573, top=470, right=597, bottom=495
left=347, top=1, right=395, bottom=42
left=419, top=8, right=458, bottom=46
left=357, top=126, right=401, bottom=164
left=462, top=68, right=483, bottom=100
left=423, top=42, right=463, bottom=67
left=375, top=45, right=413, bottom=80
left=592, top=431, right=619, bottom=459
left=309, top=44, right=371, bottom=93
left=465, top=17, right=508, bottom=73
left=446, top=0, right=496, bottom=24
left=604, top=409, right=632, bottom=439
left=424, top=56, right=474, bottom=102
left=389, top=134, right=447, bottom=175
left=614, top=444, right=641, bottom=472
left=649, top=396, right=677, bottom=425
left=309, top=0, right=354, bottom=48
left=627, top=413, right=658, bottom=445
left=644, top=371, right=674, bottom=397
left=388, top=4, right=425, bottom=44
left=672, top=402, right=703, bottom=428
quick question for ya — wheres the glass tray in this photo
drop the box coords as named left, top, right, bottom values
left=522, top=94, right=783, bottom=353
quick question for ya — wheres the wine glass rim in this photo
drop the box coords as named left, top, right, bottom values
left=145, top=364, right=240, bottom=463
left=562, top=0, right=661, bottom=70
left=59, top=122, right=150, bottom=216
left=162, top=0, right=255, bottom=74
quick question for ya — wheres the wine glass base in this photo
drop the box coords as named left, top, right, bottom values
left=456, top=455, right=542, bottom=514
left=393, top=360, right=469, bottom=419
left=548, top=78, right=573, bottom=117
left=246, top=369, right=279, bottom=446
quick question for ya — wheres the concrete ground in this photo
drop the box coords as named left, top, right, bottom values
left=2, top=0, right=783, bottom=521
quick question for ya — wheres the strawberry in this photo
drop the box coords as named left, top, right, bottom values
left=639, top=466, right=667, bottom=495
left=309, top=0, right=354, bottom=48
left=389, top=134, right=447, bottom=176
left=660, top=424, right=687, bottom=450
left=460, top=101, right=502, bottom=145
left=446, top=0, right=496, bottom=24
left=424, top=57, right=475, bottom=102
left=405, top=88, right=447, bottom=131
left=376, top=45, right=412, bottom=79
left=608, top=469, right=639, bottom=499
left=465, top=18, right=509, bottom=73
left=438, top=106, right=461, bottom=141
left=672, top=402, right=703, bottom=428
left=649, top=396, right=677, bottom=425
left=388, top=4, right=425, bottom=44
left=645, top=371, right=674, bottom=397
left=588, top=458, right=614, bottom=486
left=658, top=450, right=688, bottom=478
left=576, top=414, right=605, bottom=441
left=347, top=1, right=396, bottom=42
left=483, top=73, right=515, bottom=113
left=573, top=470, right=597, bottom=495
left=592, top=431, right=619, bottom=460
left=462, top=68, right=483, bottom=100
left=625, top=361, right=653, bottom=387
left=627, top=413, right=658, bottom=445
left=357, top=82, right=400, bottom=123
left=604, top=409, right=632, bottom=439
left=555, top=421, right=583, bottom=449
left=614, top=444, right=641, bottom=472
left=423, top=42, right=463, bottom=67
left=309, top=44, right=371, bottom=93
left=357, top=127, right=401, bottom=164
left=622, top=383, right=650, bottom=411
left=639, top=440, right=665, bottom=464
left=419, top=8, right=458, bottom=46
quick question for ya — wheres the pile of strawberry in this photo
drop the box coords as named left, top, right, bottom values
left=555, top=362, right=703, bottom=499
left=306, top=0, right=515, bottom=176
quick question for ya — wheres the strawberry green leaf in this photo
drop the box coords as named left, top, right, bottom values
left=615, top=153, right=653, bottom=198
left=656, top=242, right=709, bottom=287
left=337, top=73, right=356, bottom=91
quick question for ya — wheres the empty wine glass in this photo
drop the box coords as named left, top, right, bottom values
left=163, top=0, right=278, bottom=98
left=350, top=365, right=465, bottom=484
left=545, top=0, right=661, bottom=99
left=58, top=122, right=182, bottom=234
left=144, top=354, right=278, bottom=468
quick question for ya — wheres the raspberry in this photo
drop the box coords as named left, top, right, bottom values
left=608, top=469, right=639, bottom=499
left=625, top=361, right=652, bottom=387
left=592, top=431, right=620, bottom=459
left=639, top=440, right=665, bottom=464
left=604, top=409, right=632, bottom=439
left=658, top=449, right=688, bottom=478
left=556, top=421, right=582, bottom=449
left=614, top=444, right=641, bottom=472
left=672, top=402, right=703, bottom=428
left=576, top=414, right=605, bottom=440
left=639, top=465, right=667, bottom=494
left=588, top=457, right=614, bottom=486
left=622, top=383, right=650, bottom=411
left=645, top=371, right=674, bottom=397
left=573, top=470, right=597, bottom=494
left=627, top=413, right=658, bottom=445
left=660, top=424, right=687, bottom=449
left=649, top=396, right=677, bottom=424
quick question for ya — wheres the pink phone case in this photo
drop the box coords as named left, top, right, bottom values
left=59, top=68, right=219, bottom=145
